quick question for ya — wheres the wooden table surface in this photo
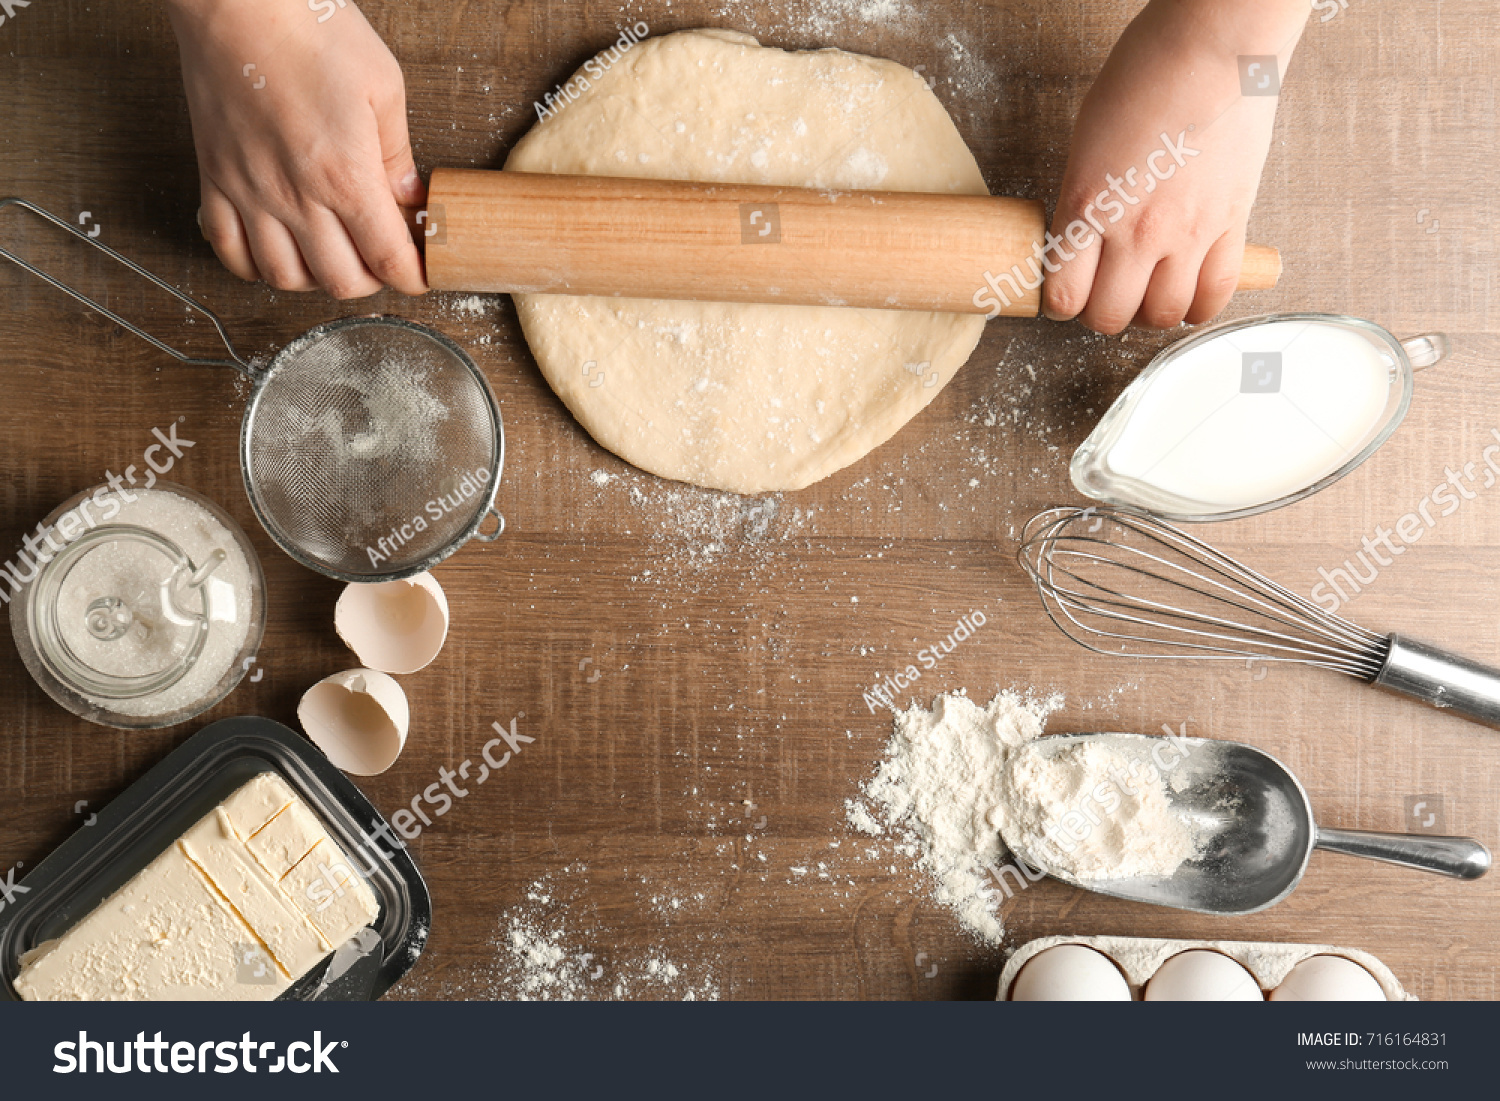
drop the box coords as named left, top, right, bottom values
left=2, top=0, right=1498, bottom=1001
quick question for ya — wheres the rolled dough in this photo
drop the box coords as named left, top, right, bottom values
left=507, top=29, right=987, bottom=494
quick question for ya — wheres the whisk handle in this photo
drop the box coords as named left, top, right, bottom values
left=1315, top=827, right=1491, bottom=880
left=1373, top=636, right=1500, bottom=729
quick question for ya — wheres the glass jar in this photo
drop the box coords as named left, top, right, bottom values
left=11, top=482, right=266, bottom=729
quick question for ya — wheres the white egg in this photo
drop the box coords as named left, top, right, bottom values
left=1271, top=955, right=1387, bottom=1002
left=1145, top=950, right=1264, bottom=1001
left=298, top=668, right=410, bottom=776
left=1010, top=945, right=1133, bottom=1001
left=335, top=572, right=450, bottom=675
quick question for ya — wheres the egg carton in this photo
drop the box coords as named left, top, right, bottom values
left=996, top=934, right=1414, bottom=1001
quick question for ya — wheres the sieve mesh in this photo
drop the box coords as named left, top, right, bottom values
left=242, top=318, right=501, bottom=581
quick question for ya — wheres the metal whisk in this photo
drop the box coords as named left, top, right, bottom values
left=1018, top=506, right=1500, bottom=729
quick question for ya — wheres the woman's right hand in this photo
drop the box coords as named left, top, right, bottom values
left=165, top=0, right=427, bottom=299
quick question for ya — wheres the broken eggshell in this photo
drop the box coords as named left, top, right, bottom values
left=298, top=668, right=410, bottom=776
left=335, top=572, right=450, bottom=675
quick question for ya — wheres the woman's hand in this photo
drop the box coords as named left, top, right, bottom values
left=1043, top=0, right=1309, bottom=333
left=166, top=0, right=426, bottom=298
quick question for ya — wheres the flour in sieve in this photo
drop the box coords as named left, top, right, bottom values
left=267, top=331, right=451, bottom=470
left=338, top=361, right=451, bottom=462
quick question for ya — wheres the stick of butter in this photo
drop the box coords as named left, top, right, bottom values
left=15, top=773, right=380, bottom=1001
left=245, top=799, right=326, bottom=879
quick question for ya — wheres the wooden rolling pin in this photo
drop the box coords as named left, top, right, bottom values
left=423, top=167, right=1281, bottom=317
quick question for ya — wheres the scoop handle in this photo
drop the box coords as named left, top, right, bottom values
left=1374, top=635, right=1500, bottom=729
left=1315, top=827, right=1491, bottom=880
left=422, top=168, right=1281, bottom=317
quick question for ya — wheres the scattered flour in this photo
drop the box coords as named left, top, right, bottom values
left=464, top=875, right=722, bottom=1001
left=581, top=467, right=817, bottom=579
left=506, top=922, right=572, bottom=999
left=448, top=294, right=493, bottom=316
left=845, top=799, right=884, bottom=836
left=701, top=1, right=997, bottom=99
left=710, top=0, right=917, bottom=38
left=856, top=0, right=905, bottom=20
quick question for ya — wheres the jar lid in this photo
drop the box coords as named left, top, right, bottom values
left=29, top=525, right=219, bottom=699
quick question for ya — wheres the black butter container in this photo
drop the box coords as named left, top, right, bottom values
left=0, top=716, right=431, bottom=1001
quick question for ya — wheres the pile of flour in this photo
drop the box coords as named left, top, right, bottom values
left=995, top=740, right=1199, bottom=882
left=849, top=691, right=1204, bottom=944
left=848, top=691, right=1057, bottom=943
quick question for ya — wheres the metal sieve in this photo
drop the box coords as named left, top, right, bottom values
left=0, top=198, right=505, bottom=583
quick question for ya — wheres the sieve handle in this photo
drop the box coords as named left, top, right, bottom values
left=476, top=509, right=506, bottom=542
left=0, top=198, right=254, bottom=376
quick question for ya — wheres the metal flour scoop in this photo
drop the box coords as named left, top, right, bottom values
left=1001, top=732, right=1490, bottom=915
left=0, top=198, right=504, bottom=583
